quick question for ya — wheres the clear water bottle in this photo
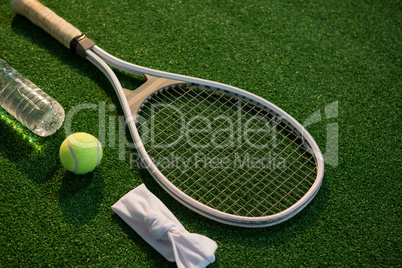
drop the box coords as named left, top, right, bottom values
left=0, top=59, right=65, bottom=137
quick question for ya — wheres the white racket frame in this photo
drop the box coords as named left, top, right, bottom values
left=12, top=0, right=324, bottom=227
left=88, top=46, right=324, bottom=228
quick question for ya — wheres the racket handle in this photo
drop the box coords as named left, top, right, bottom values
left=11, top=0, right=81, bottom=49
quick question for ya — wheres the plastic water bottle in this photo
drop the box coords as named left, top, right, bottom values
left=0, top=59, right=65, bottom=137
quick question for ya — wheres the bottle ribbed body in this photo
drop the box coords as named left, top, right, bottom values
left=0, top=59, right=64, bottom=136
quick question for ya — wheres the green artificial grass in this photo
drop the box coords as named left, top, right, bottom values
left=0, top=0, right=401, bottom=266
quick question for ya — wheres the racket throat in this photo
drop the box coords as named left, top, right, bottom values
left=124, top=75, right=187, bottom=123
left=70, top=34, right=96, bottom=58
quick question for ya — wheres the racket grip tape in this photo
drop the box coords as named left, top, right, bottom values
left=11, top=0, right=82, bottom=49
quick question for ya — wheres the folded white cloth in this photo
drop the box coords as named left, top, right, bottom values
left=111, top=184, right=217, bottom=268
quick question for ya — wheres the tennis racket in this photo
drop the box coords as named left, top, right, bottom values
left=12, top=0, right=324, bottom=227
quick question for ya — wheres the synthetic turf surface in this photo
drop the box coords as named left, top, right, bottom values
left=0, top=0, right=400, bottom=266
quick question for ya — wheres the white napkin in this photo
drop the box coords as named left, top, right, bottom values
left=111, top=184, right=217, bottom=268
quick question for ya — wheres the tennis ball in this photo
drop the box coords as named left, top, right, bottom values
left=59, top=132, right=103, bottom=174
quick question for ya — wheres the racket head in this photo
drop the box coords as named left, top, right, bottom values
left=125, top=74, right=324, bottom=228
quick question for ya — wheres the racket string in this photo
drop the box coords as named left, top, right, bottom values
left=138, top=86, right=317, bottom=217
left=149, top=127, right=315, bottom=216
left=146, top=88, right=240, bottom=154
left=185, top=115, right=316, bottom=214
left=143, top=92, right=316, bottom=216
left=148, top=88, right=281, bottom=165
left=211, top=132, right=316, bottom=215
left=146, top=90, right=280, bottom=190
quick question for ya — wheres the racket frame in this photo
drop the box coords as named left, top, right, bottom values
left=88, top=45, right=324, bottom=227
left=12, top=0, right=325, bottom=227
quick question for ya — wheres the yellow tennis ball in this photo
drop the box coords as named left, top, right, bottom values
left=59, top=132, right=103, bottom=174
